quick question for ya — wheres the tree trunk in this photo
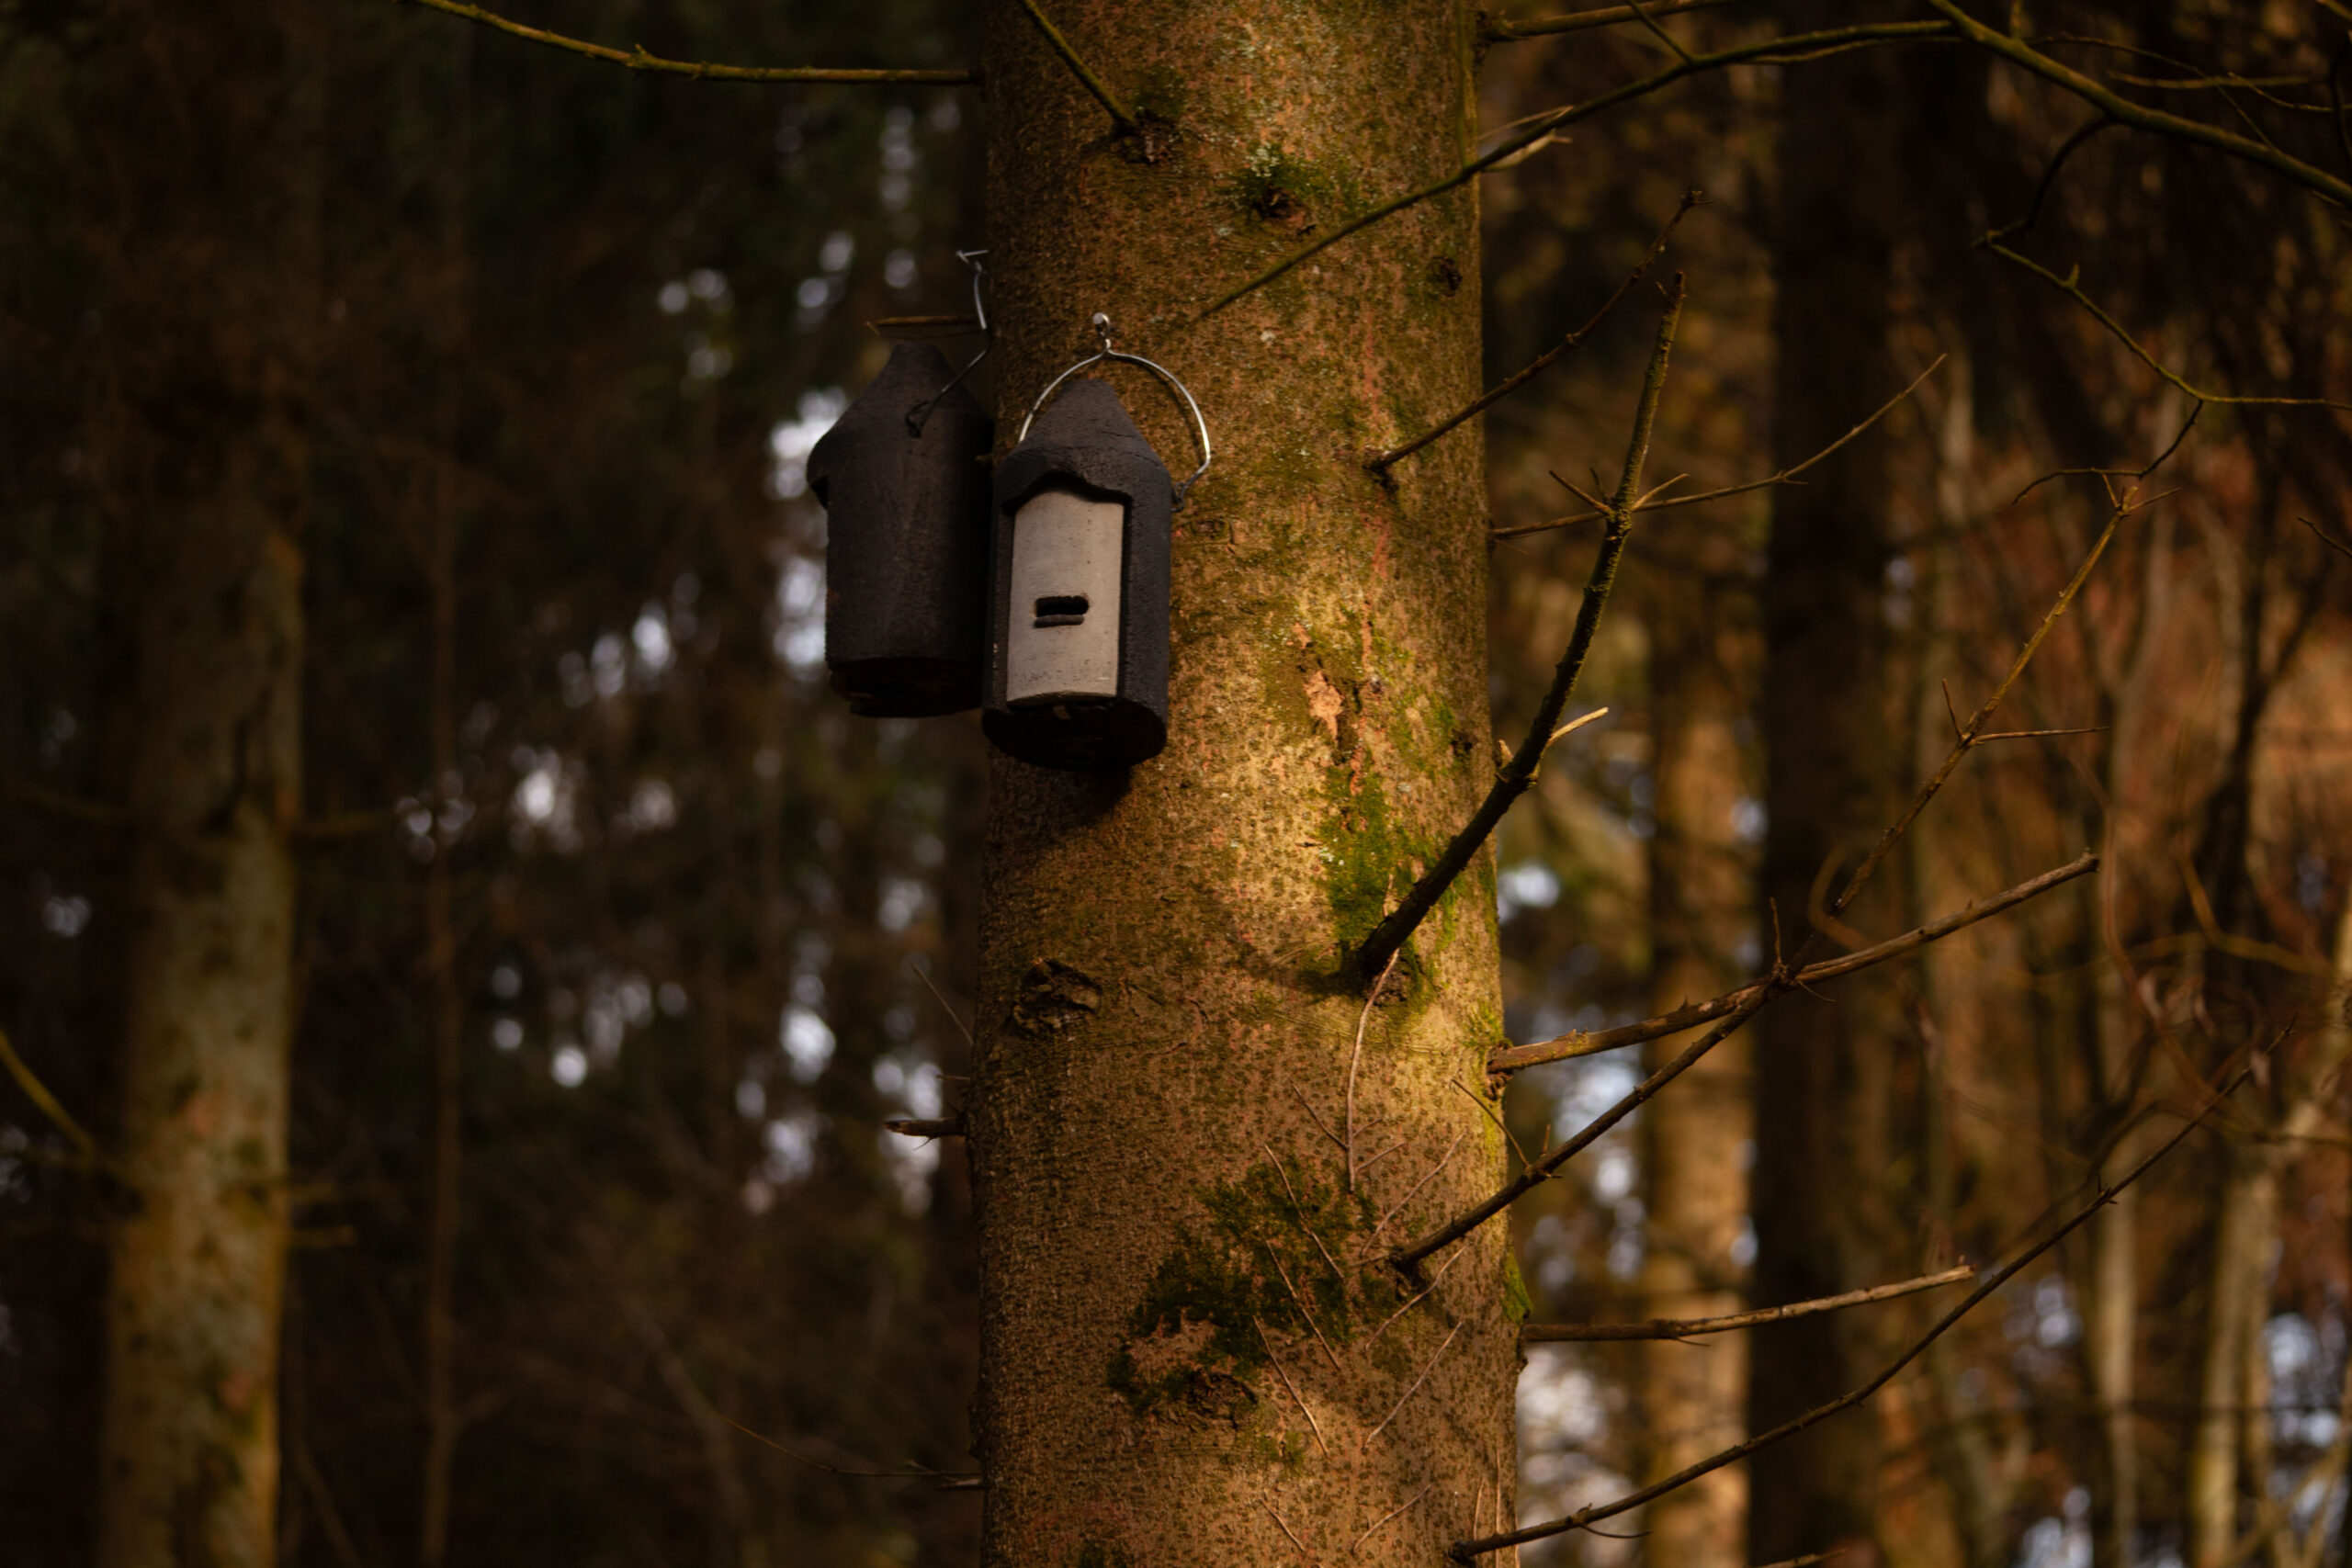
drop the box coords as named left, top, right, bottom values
left=2190, top=1151, right=2272, bottom=1568
left=1637, top=570, right=1754, bottom=1568
left=1748, top=22, right=1904, bottom=1568
left=92, top=6, right=317, bottom=1562
left=967, top=3, right=1514, bottom=1560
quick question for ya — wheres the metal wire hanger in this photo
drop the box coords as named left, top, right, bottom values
left=1016, top=312, right=1213, bottom=507
left=905, top=248, right=991, bottom=436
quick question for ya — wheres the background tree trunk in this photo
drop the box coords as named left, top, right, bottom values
left=91, top=4, right=319, bottom=1561
left=1637, top=567, right=1754, bottom=1568
left=966, top=2, right=1518, bottom=1560
left=1748, top=24, right=1905, bottom=1568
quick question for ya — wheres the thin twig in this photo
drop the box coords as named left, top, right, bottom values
left=1264, top=1144, right=1347, bottom=1280
left=1363, top=1324, right=1461, bottom=1450
left=1522, top=1263, right=1974, bottom=1342
left=1920, top=0, right=2352, bottom=210
left=1270, top=1251, right=1344, bottom=1374
left=1624, top=0, right=1697, bottom=63
left=1984, top=239, right=2351, bottom=410
left=1371, top=194, right=1698, bottom=471
left=1347, top=950, right=1402, bottom=1188
left=1353, top=278, right=1684, bottom=981
left=1453, top=1079, right=1535, bottom=1168
left=720, top=1415, right=980, bottom=1485
left=2007, top=400, right=2202, bottom=508
left=1350, top=1483, right=1438, bottom=1555
left=1397, top=992, right=1772, bottom=1273
left=1491, top=850, right=2098, bottom=1074
left=1366, top=1244, right=1468, bottom=1345
left=1292, top=1084, right=1349, bottom=1153
left=1374, top=1129, right=1469, bottom=1240
left=1828, top=490, right=2147, bottom=931
left=2304, top=516, right=2352, bottom=564
left=1255, top=1318, right=1330, bottom=1457
left=883, top=1115, right=965, bottom=1139
left=395, top=0, right=977, bottom=84
left=1494, top=357, right=1941, bottom=540
left=1014, top=0, right=1139, bottom=137
left=1196, top=25, right=1951, bottom=318
left=0, top=775, right=130, bottom=828
left=1262, top=1496, right=1317, bottom=1561
left=1450, top=1074, right=2243, bottom=1558
left=908, top=956, right=976, bottom=1048
left=0, top=1025, right=111, bottom=1174
left=1485, top=0, right=1747, bottom=41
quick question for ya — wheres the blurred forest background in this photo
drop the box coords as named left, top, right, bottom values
left=4, top=2, right=2350, bottom=1566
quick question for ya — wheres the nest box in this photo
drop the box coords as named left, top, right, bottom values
left=983, top=378, right=1172, bottom=770
left=806, top=341, right=991, bottom=716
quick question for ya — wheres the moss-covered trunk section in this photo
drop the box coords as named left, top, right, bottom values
left=967, top=3, right=1516, bottom=1561
left=92, top=2, right=316, bottom=1561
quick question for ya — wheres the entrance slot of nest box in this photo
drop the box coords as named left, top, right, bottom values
left=1004, top=487, right=1124, bottom=705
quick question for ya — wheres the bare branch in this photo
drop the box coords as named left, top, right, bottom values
left=1347, top=950, right=1402, bottom=1189
left=0, top=1024, right=113, bottom=1176
left=395, top=0, right=977, bottom=84
left=2307, top=515, right=2352, bottom=563
left=1984, top=239, right=2352, bottom=411
left=1194, top=24, right=1951, bottom=319
left=1371, top=194, right=1699, bottom=473
left=1451, top=1076, right=2242, bottom=1558
left=883, top=1116, right=965, bottom=1139
left=1490, top=849, right=2098, bottom=1074
left=1350, top=1483, right=1437, bottom=1554
left=1362, top=1323, right=1460, bottom=1450
left=868, top=314, right=983, bottom=339
left=1522, top=1263, right=1974, bottom=1342
left=1, top=774, right=130, bottom=829
left=2005, top=399, right=2201, bottom=508
left=1254, top=1318, right=1329, bottom=1457
left=720, top=1414, right=981, bottom=1488
left=1827, top=489, right=2145, bottom=931
left=1395, top=989, right=1771, bottom=1274
left=1352, top=277, right=1684, bottom=982
left=1014, top=0, right=1140, bottom=138
left=1485, top=0, right=1747, bottom=43
left=1920, top=0, right=2352, bottom=210
left=1494, top=356, right=1942, bottom=541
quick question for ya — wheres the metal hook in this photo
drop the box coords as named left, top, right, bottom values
left=1014, top=312, right=1214, bottom=506
left=906, top=249, right=991, bottom=436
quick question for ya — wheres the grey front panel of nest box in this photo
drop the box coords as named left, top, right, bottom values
left=1004, top=487, right=1125, bottom=705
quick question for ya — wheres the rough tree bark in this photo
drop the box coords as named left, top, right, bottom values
left=1636, top=567, right=1754, bottom=1568
left=1748, top=22, right=1905, bottom=1568
left=965, top=2, right=1518, bottom=1561
left=91, top=2, right=318, bottom=1561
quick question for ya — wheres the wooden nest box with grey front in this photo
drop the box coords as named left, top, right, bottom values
left=984, top=378, right=1172, bottom=771
left=806, top=341, right=992, bottom=716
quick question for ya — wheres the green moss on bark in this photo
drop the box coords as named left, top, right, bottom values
left=1113, top=1159, right=1374, bottom=1415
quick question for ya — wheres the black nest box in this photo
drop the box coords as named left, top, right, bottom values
left=806, top=342, right=991, bottom=716
left=984, top=377, right=1181, bottom=771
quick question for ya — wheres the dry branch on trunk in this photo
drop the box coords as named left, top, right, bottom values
left=1012, top=0, right=1139, bottom=137
left=1483, top=0, right=1749, bottom=42
left=1493, top=356, right=1942, bottom=540
left=1351, top=277, right=1684, bottom=982
left=1490, top=850, right=2100, bottom=1074
left=1197, top=23, right=1951, bottom=316
left=1522, top=1264, right=1975, bottom=1343
left=1367, top=193, right=1698, bottom=474
left=396, top=0, right=978, bottom=84
left=1405, top=491, right=2143, bottom=1273
left=1452, top=1073, right=2247, bottom=1559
